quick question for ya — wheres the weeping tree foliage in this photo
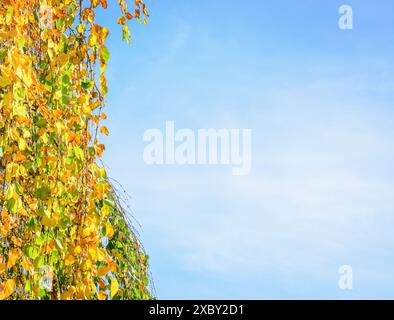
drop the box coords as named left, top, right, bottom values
left=0, top=0, right=152, bottom=299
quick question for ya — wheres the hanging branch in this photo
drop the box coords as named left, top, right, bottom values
left=0, top=0, right=152, bottom=300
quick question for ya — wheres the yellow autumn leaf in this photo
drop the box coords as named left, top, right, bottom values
left=101, top=204, right=111, bottom=218
left=7, top=250, right=21, bottom=268
left=88, top=33, right=98, bottom=46
left=97, top=265, right=109, bottom=277
left=101, top=27, right=109, bottom=41
left=106, top=222, right=114, bottom=238
left=61, top=287, right=76, bottom=300
left=0, top=279, right=16, bottom=300
left=88, top=247, right=98, bottom=260
left=109, top=260, right=117, bottom=273
left=0, top=30, right=17, bottom=40
left=82, top=258, right=93, bottom=271
left=110, top=278, right=119, bottom=299
left=15, top=151, right=25, bottom=162
left=117, top=17, right=126, bottom=25
left=100, top=126, right=109, bottom=136
left=76, top=23, right=86, bottom=34
left=99, top=278, right=106, bottom=289
left=96, top=143, right=106, bottom=157
left=65, top=255, right=75, bottom=266
left=73, top=245, right=82, bottom=255
left=98, top=291, right=107, bottom=300
left=41, top=215, right=57, bottom=228
left=21, top=256, right=33, bottom=273
left=92, top=0, right=100, bottom=8
left=0, top=76, right=11, bottom=87
left=67, top=132, right=77, bottom=143
left=100, top=0, right=108, bottom=9
left=0, top=261, right=5, bottom=275
left=96, top=248, right=106, bottom=262
left=57, top=52, right=69, bottom=66
left=18, top=137, right=27, bottom=151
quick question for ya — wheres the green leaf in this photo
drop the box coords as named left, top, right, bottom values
left=73, top=147, right=84, bottom=160
left=27, top=216, right=36, bottom=229
left=50, top=250, right=59, bottom=264
left=33, top=9, right=39, bottom=21
left=6, top=7, right=13, bottom=24
left=35, top=233, right=46, bottom=246
left=34, top=117, right=47, bottom=128
left=13, top=105, right=28, bottom=118
left=36, top=186, right=50, bottom=200
left=122, top=25, right=131, bottom=45
left=25, top=280, right=33, bottom=293
left=55, top=239, right=64, bottom=250
left=5, top=184, right=14, bottom=201
left=88, top=146, right=96, bottom=157
left=34, top=255, right=45, bottom=268
left=15, top=182, right=24, bottom=196
left=6, top=198, right=18, bottom=214
left=17, top=37, right=25, bottom=50
left=100, top=47, right=110, bottom=63
left=62, top=74, right=70, bottom=85
left=62, top=95, right=70, bottom=105
left=24, top=245, right=40, bottom=259
left=0, top=49, right=6, bottom=63
left=81, top=80, right=93, bottom=90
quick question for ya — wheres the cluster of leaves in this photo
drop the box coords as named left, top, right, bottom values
left=0, top=0, right=151, bottom=299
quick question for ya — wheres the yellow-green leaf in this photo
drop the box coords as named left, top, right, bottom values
left=110, top=278, right=119, bottom=299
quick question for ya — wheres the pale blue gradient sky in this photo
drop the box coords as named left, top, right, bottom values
left=97, top=0, right=394, bottom=299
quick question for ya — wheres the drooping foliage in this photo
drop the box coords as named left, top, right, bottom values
left=0, top=0, right=151, bottom=299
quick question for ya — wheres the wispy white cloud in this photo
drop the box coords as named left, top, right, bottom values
left=105, top=72, right=394, bottom=298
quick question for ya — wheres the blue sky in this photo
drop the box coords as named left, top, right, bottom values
left=98, top=0, right=394, bottom=299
